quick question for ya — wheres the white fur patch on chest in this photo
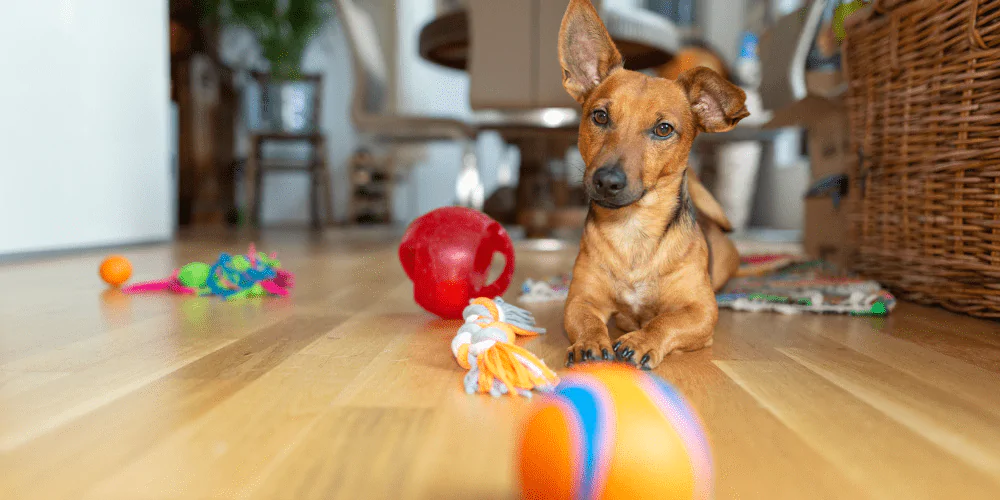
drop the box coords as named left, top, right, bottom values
left=617, top=277, right=656, bottom=314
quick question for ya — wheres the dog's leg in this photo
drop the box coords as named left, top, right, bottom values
left=564, top=299, right=615, bottom=366
left=613, top=301, right=717, bottom=370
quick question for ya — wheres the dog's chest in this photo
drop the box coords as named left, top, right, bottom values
left=614, top=271, right=657, bottom=315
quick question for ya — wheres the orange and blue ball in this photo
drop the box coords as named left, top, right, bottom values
left=517, top=364, right=713, bottom=500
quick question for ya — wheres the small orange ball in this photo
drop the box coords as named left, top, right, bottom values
left=99, top=255, right=133, bottom=287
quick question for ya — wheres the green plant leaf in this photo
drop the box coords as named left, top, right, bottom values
left=201, top=0, right=333, bottom=79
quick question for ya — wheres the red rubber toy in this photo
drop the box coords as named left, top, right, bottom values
left=399, top=207, right=515, bottom=319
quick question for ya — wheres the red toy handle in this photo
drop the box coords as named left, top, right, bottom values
left=476, top=226, right=516, bottom=299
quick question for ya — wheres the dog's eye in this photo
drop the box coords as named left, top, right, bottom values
left=653, top=122, right=675, bottom=138
left=593, top=109, right=609, bottom=126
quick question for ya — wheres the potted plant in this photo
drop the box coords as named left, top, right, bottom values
left=199, top=0, right=335, bottom=132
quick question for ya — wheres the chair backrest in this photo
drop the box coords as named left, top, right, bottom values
left=334, top=0, right=390, bottom=118
left=758, top=0, right=829, bottom=111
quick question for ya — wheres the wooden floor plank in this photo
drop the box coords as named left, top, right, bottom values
left=78, top=286, right=422, bottom=499
left=3, top=232, right=1000, bottom=499
left=780, top=347, right=1000, bottom=482
left=0, top=305, right=293, bottom=452
left=650, top=357, right=870, bottom=500
left=0, top=312, right=350, bottom=500
left=718, top=360, right=1000, bottom=499
left=846, top=304, right=1000, bottom=373
left=247, top=407, right=437, bottom=500
left=798, top=314, right=1000, bottom=418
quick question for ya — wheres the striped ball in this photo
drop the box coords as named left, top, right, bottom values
left=516, top=364, right=713, bottom=500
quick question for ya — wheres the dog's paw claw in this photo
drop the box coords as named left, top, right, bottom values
left=615, top=332, right=667, bottom=370
left=566, top=338, right=614, bottom=367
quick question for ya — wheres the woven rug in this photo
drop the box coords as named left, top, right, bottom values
left=517, top=255, right=895, bottom=316
left=718, top=258, right=895, bottom=316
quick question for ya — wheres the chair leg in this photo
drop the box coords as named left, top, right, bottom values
left=309, top=167, right=321, bottom=230
left=320, top=167, right=335, bottom=226
left=317, top=137, right=335, bottom=226
left=253, top=167, right=264, bottom=227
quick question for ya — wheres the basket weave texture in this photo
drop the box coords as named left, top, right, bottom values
left=844, top=0, right=1000, bottom=318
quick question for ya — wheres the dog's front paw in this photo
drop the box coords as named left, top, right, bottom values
left=613, top=331, right=670, bottom=370
left=566, top=337, right=615, bottom=367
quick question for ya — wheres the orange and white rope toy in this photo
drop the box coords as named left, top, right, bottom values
left=451, top=298, right=558, bottom=398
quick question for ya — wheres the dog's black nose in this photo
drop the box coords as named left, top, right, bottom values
left=593, top=165, right=627, bottom=198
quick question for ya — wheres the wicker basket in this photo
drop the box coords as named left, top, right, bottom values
left=843, top=0, right=1000, bottom=318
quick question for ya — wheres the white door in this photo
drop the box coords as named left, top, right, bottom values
left=0, top=0, right=173, bottom=256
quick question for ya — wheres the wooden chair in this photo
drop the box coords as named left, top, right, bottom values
left=244, top=71, right=334, bottom=229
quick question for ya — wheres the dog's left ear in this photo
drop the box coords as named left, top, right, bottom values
left=677, top=67, right=750, bottom=133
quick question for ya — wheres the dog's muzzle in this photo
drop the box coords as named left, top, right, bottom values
left=590, top=164, right=642, bottom=209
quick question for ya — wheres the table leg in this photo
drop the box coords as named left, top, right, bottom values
left=509, top=132, right=579, bottom=238
left=511, top=136, right=551, bottom=238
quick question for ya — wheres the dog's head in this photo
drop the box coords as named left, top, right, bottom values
left=559, top=0, right=749, bottom=210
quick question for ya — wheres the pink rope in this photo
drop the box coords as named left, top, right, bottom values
left=121, top=280, right=172, bottom=294
left=260, top=281, right=289, bottom=296
left=121, top=254, right=293, bottom=298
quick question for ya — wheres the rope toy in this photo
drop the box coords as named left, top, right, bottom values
left=517, top=274, right=571, bottom=303
left=451, top=298, right=558, bottom=398
left=463, top=297, right=547, bottom=335
left=122, top=244, right=294, bottom=300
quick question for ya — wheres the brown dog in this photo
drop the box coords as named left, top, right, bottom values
left=559, top=0, right=748, bottom=370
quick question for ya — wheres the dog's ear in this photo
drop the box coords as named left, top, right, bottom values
left=558, top=0, right=623, bottom=104
left=677, top=67, right=750, bottom=133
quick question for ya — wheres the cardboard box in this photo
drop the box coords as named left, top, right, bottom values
left=802, top=101, right=851, bottom=267
left=803, top=197, right=849, bottom=267
left=765, top=70, right=852, bottom=266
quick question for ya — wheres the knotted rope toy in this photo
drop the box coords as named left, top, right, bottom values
left=451, top=298, right=558, bottom=398
left=122, top=244, right=294, bottom=300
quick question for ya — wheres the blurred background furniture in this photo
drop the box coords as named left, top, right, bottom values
left=756, top=0, right=850, bottom=262
left=170, top=0, right=241, bottom=227
left=420, top=0, right=680, bottom=71
left=348, top=148, right=395, bottom=224
left=337, top=0, right=485, bottom=210
left=244, top=72, right=334, bottom=230
left=425, top=0, right=681, bottom=237
left=758, top=0, right=828, bottom=112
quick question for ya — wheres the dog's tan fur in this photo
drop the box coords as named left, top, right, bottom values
left=559, top=0, right=748, bottom=369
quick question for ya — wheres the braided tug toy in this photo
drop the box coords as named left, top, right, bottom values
left=451, top=298, right=558, bottom=398
left=122, top=244, right=294, bottom=300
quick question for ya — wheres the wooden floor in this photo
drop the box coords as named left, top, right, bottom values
left=3, top=229, right=1000, bottom=499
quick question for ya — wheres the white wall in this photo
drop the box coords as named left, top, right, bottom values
left=0, top=0, right=173, bottom=255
